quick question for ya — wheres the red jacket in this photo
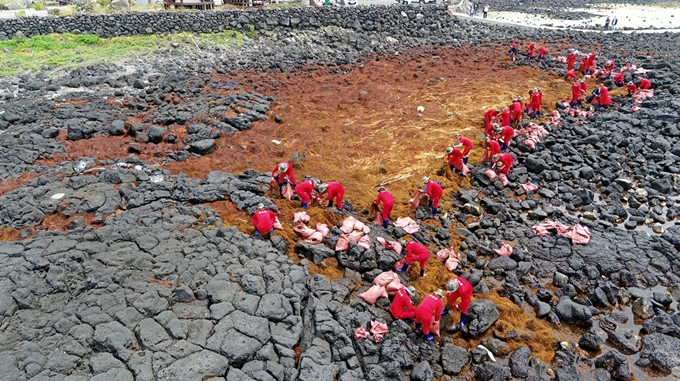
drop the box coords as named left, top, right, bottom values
left=538, top=47, right=547, bottom=57
left=580, top=57, right=589, bottom=73
left=626, top=83, right=637, bottom=94
left=294, top=180, right=315, bottom=203
left=567, top=53, right=576, bottom=70
left=252, top=209, right=278, bottom=234
left=423, top=180, right=443, bottom=199
left=528, top=92, right=540, bottom=111
left=390, top=287, right=415, bottom=318
left=639, top=78, right=651, bottom=89
left=324, top=182, right=344, bottom=201
left=528, top=43, right=535, bottom=58
left=487, top=140, right=501, bottom=159
left=598, top=86, right=611, bottom=106
left=613, top=72, right=624, bottom=85
left=272, top=161, right=296, bottom=184
left=415, top=294, right=442, bottom=321
left=587, top=53, right=596, bottom=68
left=447, top=148, right=464, bottom=168
left=604, top=60, right=614, bottom=73
left=511, top=101, right=522, bottom=114
left=537, top=91, right=543, bottom=108
left=484, top=109, right=498, bottom=124
left=500, top=110, right=511, bottom=126
left=405, top=241, right=430, bottom=262
left=499, top=125, right=514, bottom=146
left=494, top=153, right=514, bottom=175
left=459, top=137, right=474, bottom=156
left=446, top=277, right=473, bottom=314
left=571, top=83, right=583, bottom=101
left=580, top=81, right=587, bottom=93
left=484, top=123, right=497, bottom=138
left=374, top=190, right=394, bottom=209
left=564, top=70, right=577, bottom=81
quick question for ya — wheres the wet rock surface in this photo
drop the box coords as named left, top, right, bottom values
left=1, top=5, right=680, bottom=381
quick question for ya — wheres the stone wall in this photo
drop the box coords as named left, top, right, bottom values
left=0, top=5, right=448, bottom=40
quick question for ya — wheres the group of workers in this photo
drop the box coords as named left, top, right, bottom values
left=390, top=277, right=473, bottom=342
left=508, top=41, right=548, bottom=62
left=565, top=50, right=653, bottom=108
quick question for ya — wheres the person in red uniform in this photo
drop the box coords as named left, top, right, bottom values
left=510, top=98, right=522, bottom=126
left=441, top=277, right=473, bottom=329
left=528, top=88, right=541, bottom=118
left=294, top=176, right=315, bottom=209
left=271, top=162, right=296, bottom=194
left=492, top=153, right=514, bottom=175
left=495, top=124, right=514, bottom=153
left=597, top=85, right=611, bottom=108
left=564, top=69, right=577, bottom=82
left=414, top=290, right=444, bottom=342
left=397, top=240, right=430, bottom=276
left=613, top=72, right=625, bottom=87
left=483, top=137, right=501, bottom=163
left=508, top=42, right=518, bottom=61
left=566, top=50, right=577, bottom=71
left=421, top=177, right=443, bottom=216
left=499, top=106, right=511, bottom=126
left=252, top=203, right=278, bottom=237
left=639, top=78, right=652, bottom=90
left=455, top=133, right=474, bottom=164
left=603, top=59, right=615, bottom=77
left=318, top=182, right=345, bottom=210
left=626, top=81, right=638, bottom=95
left=571, top=80, right=584, bottom=108
left=390, top=286, right=416, bottom=320
left=579, top=79, right=587, bottom=96
left=535, top=87, right=544, bottom=115
left=580, top=56, right=590, bottom=75
left=484, top=109, right=499, bottom=124
left=527, top=42, right=535, bottom=60
left=374, top=187, right=394, bottom=229
left=537, top=46, right=547, bottom=59
left=484, top=122, right=499, bottom=139
left=446, top=146, right=464, bottom=173
left=587, top=52, right=597, bottom=73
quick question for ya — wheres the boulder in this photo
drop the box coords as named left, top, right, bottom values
left=466, top=300, right=500, bottom=337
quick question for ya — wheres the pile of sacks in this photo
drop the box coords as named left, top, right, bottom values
left=436, top=247, right=460, bottom=272
left=516, top=122, right=550, bottom=150
left=394, top=217, right=420, bottom=233
left=354, top=321, right=389, bottom=343
left=631, top=89, right=654, bottom=112
left=531, top=220, right=591, bottom=245
left=335, top=216, right=371, bottom=251
left=485, top=169, right=509, bottom=186
left=358, top=271, right=403, bottom=305
left=293, top=211, right=330, bottom=244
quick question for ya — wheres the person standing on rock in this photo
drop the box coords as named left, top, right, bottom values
left=580, top=56, right=590, bottom=75
left=482, top=137, right=501, bottom=164
left=398, top=240, right=431, bottom=277
left=441, top=277, right=473, bottom=329
left=579, top=79, right=588, bottom=98
left=374, top=187, right=394, bottom=229
left=294, top=176, right=315, bottom=209
left=604, top=16, right=610, bottom=30
left=571, top=80, right=584, bottom=108
left=567, top=49, right=577, bottom=71
left=414, top=289, right=444, bottom=342
left=317, top=182, right=345, bottom=211
left=446, top=146, right=464, bottom=174
left=454, top=133, right=474, bottom=165
left=611, top=16, right=618, bottom=31
left=421, top=177, right=443, bottom=217
left=492, top=153, right=514, bottom=175
left=390, top=286, right=416, bottom=321
left=495, top=124, right=515, bottom=153
left=271, top=162, right=296, bottom=195
left=535, top=87, right=544, bottom=117
left=510, top=98, right=523, bottom=126
left=527, top=42, right=536, bottom=61
left=252, top=203, right=278, bottom=238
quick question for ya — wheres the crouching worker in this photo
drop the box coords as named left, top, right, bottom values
left=252, top=203, right=278, bottom=238
left=317, top=181, right=345, bottom=211
left=398, top=240, right=430, bottom=277
left=492, top=153, right=514, bottom=176
left=442, top=277, right=473, bottom=329
left=294, top=175, right=315, bottom=209
left=415, top=289, right=444, bottom=342
left=271, top=162, right=296, bottom=195
left=390, top=286, right=416, bottom=321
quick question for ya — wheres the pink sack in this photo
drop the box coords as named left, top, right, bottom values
left=409, top=190, right=422, bottom=208
left=305, top=231, right=325, bottom=244
left=499, top=174, right=510, bottom=186
left=493, top=242, right=513, bottom=256
left=341, top=217, right=357, bottom=234
left=430, top=320, right=441, bottom=337
left=282, top=183, right=294, bottom=200
left=485, top=168, right=497, bottom=180
left=571, top=224, right=591, bottom=245
left=293, top=212, right=310, bottom=224
left=348, top=230, right=364, bottom=243
left=358, top=285, right=388, bottom=305
left=373, top=271, right=398, bottom=287
left=385, top=278, right=403, bottom=295
left=445, top=256, right=460, bottom=272
left=354, top=220, right=366, bottom=232
left=373, top=212, right=383, bottom=225
left=521, top=182, right=538, bottom=192
left=437, top=248, right=455, bottom=262
left=294, top=224, right=316, bottom=238
left=273, top=220, right=283, bottom=230
left=354, top=326, right=370, bottom=340
left=316, top=223, right=330, bottom=237
left=335, top=234, right=350, bottom=252
left=358, top=234, right=371, bottom=250
left=461, top=164, right=470, bottom=175
left=370, top=321, right=389, bottom=343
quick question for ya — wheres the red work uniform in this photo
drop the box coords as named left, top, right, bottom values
left=374, top=189, right=394, bottom=222
left=423, top=180, right=443, bottom=209
left=446, top=278, right=473, bottom=314
left=494, top=153, right=514, bottom=175
left=626, top=83, right=637, bottom=95
left=404, top=242, right=430, bottom=270
left=528, top=43, right=535, bottom=59
left=587, top=53, right=596, bottom=70
left=484, top=109, right=498, bottom=124
left=323, top=182, right=345, bottom=209
left=447, top=148, right=464, bottom=171
left=528, top=91, right=540, bottom=115
left=571, top=82, right=583, bottom=104
left=459, top=136, right=474, bottom=157
left=537, top=46, right=547, bottom=59
left=536, top=90, right=543, bottom=113
left=499, top=109, right=511, bottom=126
left=415, top=294, right=442, bottom=335
left=598, top=86, right=611, bottom=107
left=580, top=80, right=587, bottom=95
left=499, top=125, right=514, bottom=149
left=484, top=140, right=501, bottom=162
left=484, top=123, right=497, bottom=138
left=272, top=161, right=296, bottom=185
left=510, top=100, right=522, bottom=123
left=580, top=57, right=589, bottom=75
left=567, top=52, right=576, bottom=71
left=390, top=287, right=415, bottom=319
left=564, top=70, right=577, bottom=81
left=294, top=179, right=315, bottom=203
left=639, top=78, right=651, bottom=90
left=604, top=60, right=615, bottom=74
left=613, top=72, right=625, bottom=86
left=252, top=208, right=278, bottom=235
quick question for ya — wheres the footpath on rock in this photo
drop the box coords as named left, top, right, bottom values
left=1, top=5, right=680, bottom=381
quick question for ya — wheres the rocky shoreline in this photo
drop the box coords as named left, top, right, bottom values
left=1, top=5, right=680, bottom=381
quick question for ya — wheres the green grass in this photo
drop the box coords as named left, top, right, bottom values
left=0, top=31, right=246, bottom=77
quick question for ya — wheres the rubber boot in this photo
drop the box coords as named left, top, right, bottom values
left=420, top=269, right=425, bottom=277
left=327, top=200, right=333, bottom=208
left=431, top=208, right=438, bottom=217
left=269, top=229, right=274, bottom=236
left=423, top=333, right=434, bottom=342
left=396, top=263, right=409, bottom=273
left=382, top=219, right=389, bottom=229
left=415, top=323, right=422, bottom=331
left=255, top=231, right=261, bottom=237
left=441, top=308, right=450, bottom=316
left=301, top=202, right=308, bottom=209
left=463, top=156, right=468, bottom=165
left=460, top=313, right=468, bottom=329
left=428, top=200, right=433, bottom=208
left=403, top=319, right=413, bottom=325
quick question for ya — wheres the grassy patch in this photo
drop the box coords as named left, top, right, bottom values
left=0, top=30, right=246, bottom=77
